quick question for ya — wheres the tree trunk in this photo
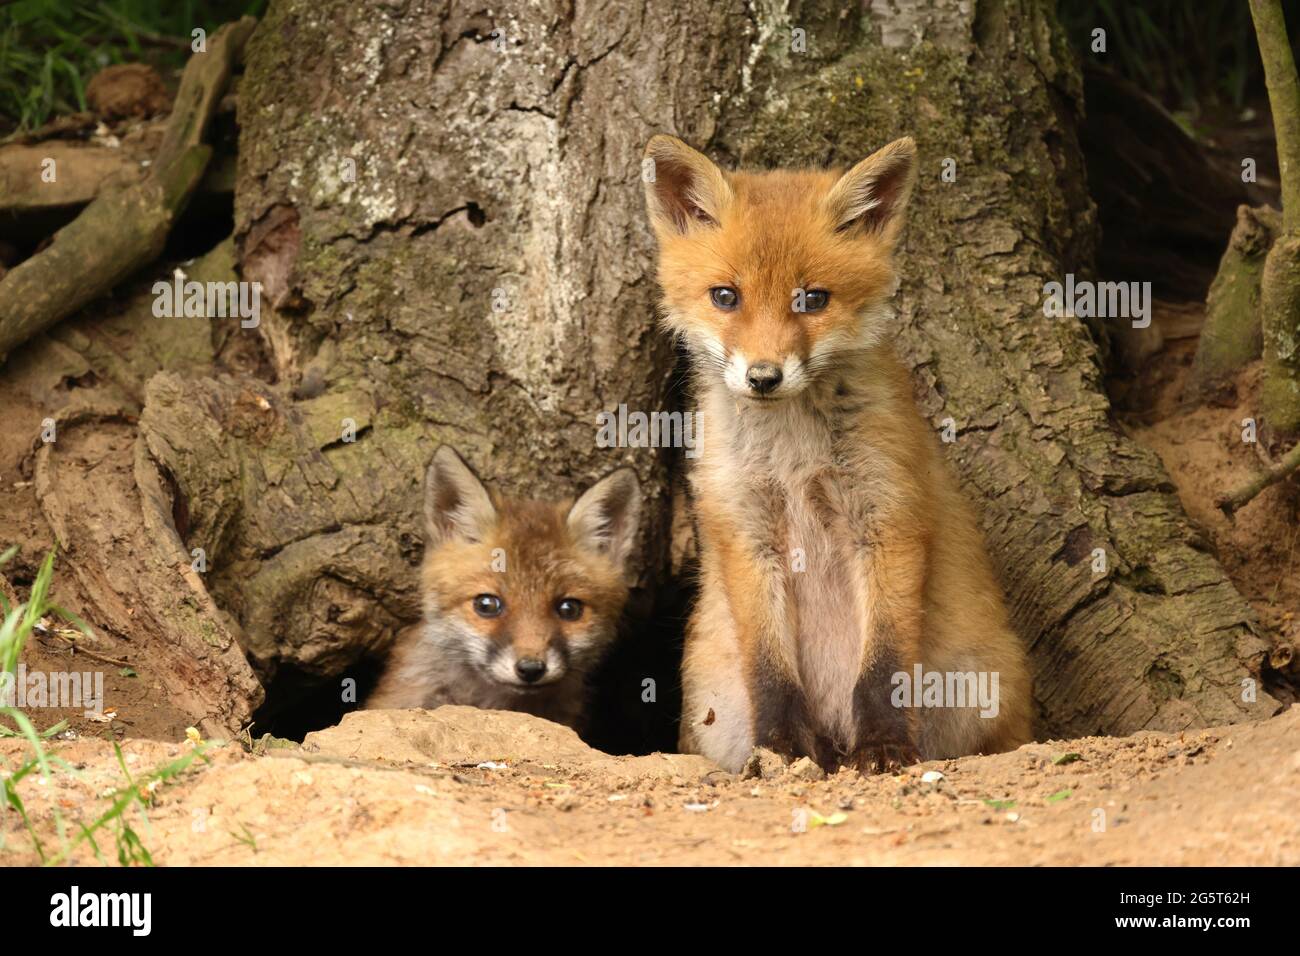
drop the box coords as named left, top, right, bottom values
left=26, top=0, right=1278, bottom=743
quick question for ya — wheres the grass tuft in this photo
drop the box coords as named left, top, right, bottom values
left=1, top=546, right=218, bottom=865
left=0, top=0, right=265, bottom=134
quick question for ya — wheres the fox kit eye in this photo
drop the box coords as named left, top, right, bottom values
left=799, top=290, right=830, bottom=312
left=555, top=598, right=584, bottom=621
left=709, top=286, right=739, bottom=311
left=472, top=594, right=504, bottom=618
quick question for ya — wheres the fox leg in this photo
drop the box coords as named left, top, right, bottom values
left=678, top=585, right=753, bottom=771
left=847, top=533, right=926, bottom=773
left=704, top=516, right=831, bottom=766
left=850, top=636, right=921, bottom=772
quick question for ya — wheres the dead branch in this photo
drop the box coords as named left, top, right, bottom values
left=0, top=17, right=256, bottom=363
left=40, top=630, right=133, bottom=670
left=1217, top=440, right=1300, bottom=517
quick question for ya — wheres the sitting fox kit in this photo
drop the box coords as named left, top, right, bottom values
left=643, top=134, right=1032, bottom=773
left=367, top=446, right=641, bottom=730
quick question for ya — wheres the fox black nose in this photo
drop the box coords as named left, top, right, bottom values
left=515, top=658, right=547, bottom=683
left=746, top=363, right=783, bottom=395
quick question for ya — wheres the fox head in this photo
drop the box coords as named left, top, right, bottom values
left=418, top=446, right=641, bottom=692
left=642, top=135, right=917, bottom=402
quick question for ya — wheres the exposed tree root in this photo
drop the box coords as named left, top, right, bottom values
left=12, top=239, right=267, bottom=736
left=1188, top=205, right=1280, bottom=398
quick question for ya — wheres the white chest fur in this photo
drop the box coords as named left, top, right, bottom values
left=697, top=383, right=867, bottom=744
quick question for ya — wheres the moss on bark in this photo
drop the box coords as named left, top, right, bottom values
left=1189, top=205, right=1280, bottom=397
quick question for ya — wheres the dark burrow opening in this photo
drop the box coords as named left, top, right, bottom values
left=249, top=347, right=699, bottom=755
left=248, top=582, right=691, bottom=755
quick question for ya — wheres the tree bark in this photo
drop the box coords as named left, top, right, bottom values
left=30, top=0, right=1279, bottom=741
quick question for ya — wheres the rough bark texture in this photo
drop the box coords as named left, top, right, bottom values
left=10, top=240, right=265, bottom=736
left=17, top=0, right=1279, bottom=742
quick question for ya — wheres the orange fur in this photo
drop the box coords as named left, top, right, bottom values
left=367, top=447, right=640, bottom=732
left=644, top=135, right=1032, bottom=772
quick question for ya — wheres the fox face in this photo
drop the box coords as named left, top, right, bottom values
left=643, top=136, right=917, bottom=401
left=419, top=446, right=640, bottom=694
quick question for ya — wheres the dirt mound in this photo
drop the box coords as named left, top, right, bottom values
left=4, top=706, right=1297, bottom=866
left=301, top=706, right=716, bottom=781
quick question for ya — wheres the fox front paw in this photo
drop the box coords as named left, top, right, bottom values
left=850, top=740, right=921, bottom=775
left=751, top=680, right=822, bottom=762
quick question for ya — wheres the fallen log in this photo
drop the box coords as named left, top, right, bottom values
left=0, top=17, right=256, bottom=364
left=0, top=131, right=234, bottom=219
left=14, top=238, right=267, bottom=736
left=0, top=141, right=149, bottom=214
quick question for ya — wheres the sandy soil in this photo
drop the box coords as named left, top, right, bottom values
left=1112, top=306, right=1299, bottom=704
left=3, top=705, right=1297, bottom=866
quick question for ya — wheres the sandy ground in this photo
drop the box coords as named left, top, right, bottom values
left=3, top=704, right=1297, bottom=866
left=1113, top=311, right=1299, bottom=705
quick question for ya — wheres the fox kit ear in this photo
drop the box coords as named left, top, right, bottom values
left=643, top=135, right=733, bottom=236
left=824, top=136, right=917, bottom=246
left=424, top=445, right=497, bottom=545
left=567, top=468, right=642, bottom=571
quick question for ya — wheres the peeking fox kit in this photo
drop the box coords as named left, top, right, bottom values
left=643, top=135, right=1032, bottom=773
left=367, top=446, right=641, bottom=730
